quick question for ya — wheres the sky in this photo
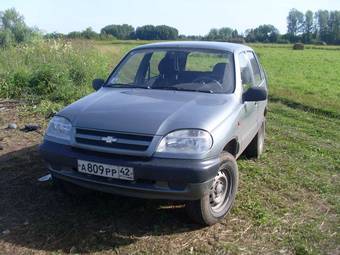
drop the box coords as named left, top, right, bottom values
left=1, top=0, right=340, bottom=35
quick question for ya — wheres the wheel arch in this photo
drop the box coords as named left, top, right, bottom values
left=222, top=138, right=240, bottom=158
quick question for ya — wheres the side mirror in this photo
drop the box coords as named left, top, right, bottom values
left=243, top=86, right=267, bottom=102
left=92, top=79, right=105, bottom=91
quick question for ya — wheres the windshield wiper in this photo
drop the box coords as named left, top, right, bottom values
left=107, top=84, right=213, bottom=93
left=156, top=86, right=180, bottom=91
left=194, top=89, right=214, bottom=94
left=105, top=83, right=129, bottom=87
left=156, top=87, right=214, bottom=94
left=106, top=83, right=151, bottom=89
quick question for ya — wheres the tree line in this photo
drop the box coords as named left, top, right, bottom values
left=285, top=9, right=340, bottom=44
left=1, top=8, right=340, bottom=47
left=45, top=24, right=180, bottom=41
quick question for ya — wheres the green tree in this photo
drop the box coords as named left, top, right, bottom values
left=67, top=31, right=82, bottom=39
left=218, top=27, right=233, bottom=40
left=245, top=24, right=279, bottom=43
left=136, top=25, right=156, bottom=40
left=135, top=25, right=178, bottom=40
left=44, top=32, right=65, bottom=39
left=232, top=29, right=239, bottom=38
left=287, top=8, right=304, bottom=42
left=81, top=27, right=98, bottom=39
left=155, top=25, right=178, bottom=40
left=0, top=8, right=25, bottom=30
left=302, top=10, right=314, bottom=43
left=100, top=24, right=134, bottom=40
left=206, top=28, right=219, bottom=40
left=315, top=10, right=330, bottom=42
left=0, top=28, right=14, bottom=46
left=328, top=11, right=340, bottom=44
left=0, top=8, right=35, bottom=45
left=206, top=27, right=235, bottom=41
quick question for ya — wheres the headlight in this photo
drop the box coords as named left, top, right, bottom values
left=156, top=129, right=213, bottom=154
left=45, top=116, right=72, bottom=142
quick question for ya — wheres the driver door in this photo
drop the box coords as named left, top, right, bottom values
left=238, top=52, right=258, bottom=152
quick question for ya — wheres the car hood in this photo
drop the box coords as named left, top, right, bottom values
left=58, top=87, right=238, bottom=135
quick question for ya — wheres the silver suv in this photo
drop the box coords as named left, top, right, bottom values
left=40, top=42, right=268, bottom=225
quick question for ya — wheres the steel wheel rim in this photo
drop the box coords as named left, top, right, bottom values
left=209, top=169, right=231, bottom=213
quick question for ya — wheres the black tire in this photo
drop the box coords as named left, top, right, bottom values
left=185, top=152, right=239, bottom=226
left=244, top=120, right=265, bottom=159
left=53, top=176, right=92, bottom=197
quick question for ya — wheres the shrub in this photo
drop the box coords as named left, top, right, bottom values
left=311, top=40, right=327, bottom=46
left=0, top=29, right=15, bottom=47
left=99, top=33, right=117, bottom=40
left=227, top=37, right=246, bottom=44
left=293, top=43, right=304, bottom=50
left=29, top=64, right=67, bottom=95
left=0, top=40, right=111, bottom=113
left=8, top=69, right=30, bottom=97
left=277, top=39, right=290, bottom=44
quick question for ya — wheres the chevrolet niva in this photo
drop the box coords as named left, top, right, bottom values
left=40, top=42, right=268, bottom=225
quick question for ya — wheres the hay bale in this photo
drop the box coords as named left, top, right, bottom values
left=293, top=43, right=304, bottom=50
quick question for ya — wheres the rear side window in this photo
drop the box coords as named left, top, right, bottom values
left=246, top=51, right=262, bottom=85
left=185, top=52, right=228, bottom=72
left=238, top=52, right=254, bottom=91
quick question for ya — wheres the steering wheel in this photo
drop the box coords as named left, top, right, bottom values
left=192, top=76, right=223, bottom=90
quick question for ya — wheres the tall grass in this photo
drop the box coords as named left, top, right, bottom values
left=0, top=40, right=113, bottom=115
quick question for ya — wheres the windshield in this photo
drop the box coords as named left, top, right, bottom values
left=106, top=48, right=235, bottom=94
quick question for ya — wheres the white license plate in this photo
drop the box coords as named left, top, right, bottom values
left=77, top=160, right=134, bottom=180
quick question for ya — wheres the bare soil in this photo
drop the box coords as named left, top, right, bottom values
left=0, top=100, right=339, bottom=255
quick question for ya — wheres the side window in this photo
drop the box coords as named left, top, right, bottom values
left=149, top=51, right=166, bottom=78
left=238, top=52, right=254, bottom=91
left=246, top=51, right=262, bottom=85
left=141, top=51, right=167, bottom=85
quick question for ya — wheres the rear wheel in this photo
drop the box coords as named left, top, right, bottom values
left=185, top=152, right=239, bottom=226
left=244, top=120, right=265, bottom=159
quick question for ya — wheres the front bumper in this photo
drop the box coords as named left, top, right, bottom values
left=39, top=140, right=220, bottom=200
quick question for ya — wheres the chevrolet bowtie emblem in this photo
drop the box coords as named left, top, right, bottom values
left=101, top=136, right=118, bottom=143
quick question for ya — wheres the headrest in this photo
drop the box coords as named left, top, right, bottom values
left=213, top=63, right=227, bottom=74
left=158, top=57, right=176, bottom=76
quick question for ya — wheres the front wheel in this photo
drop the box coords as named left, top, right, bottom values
left=185, top=152, right=239, bottom=226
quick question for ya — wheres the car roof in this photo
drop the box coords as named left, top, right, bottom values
left=133, top=41, right=252, bottom=53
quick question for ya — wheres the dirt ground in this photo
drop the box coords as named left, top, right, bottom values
left=0, top=100, right=338, bottom=255
left=0, top=101, right=251, bottom=255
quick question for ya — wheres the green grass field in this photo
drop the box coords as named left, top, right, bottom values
left=0, top=40, right=339, bottom=254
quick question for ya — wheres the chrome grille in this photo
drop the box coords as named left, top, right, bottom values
left=75, top=128, right=153, bottom=151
